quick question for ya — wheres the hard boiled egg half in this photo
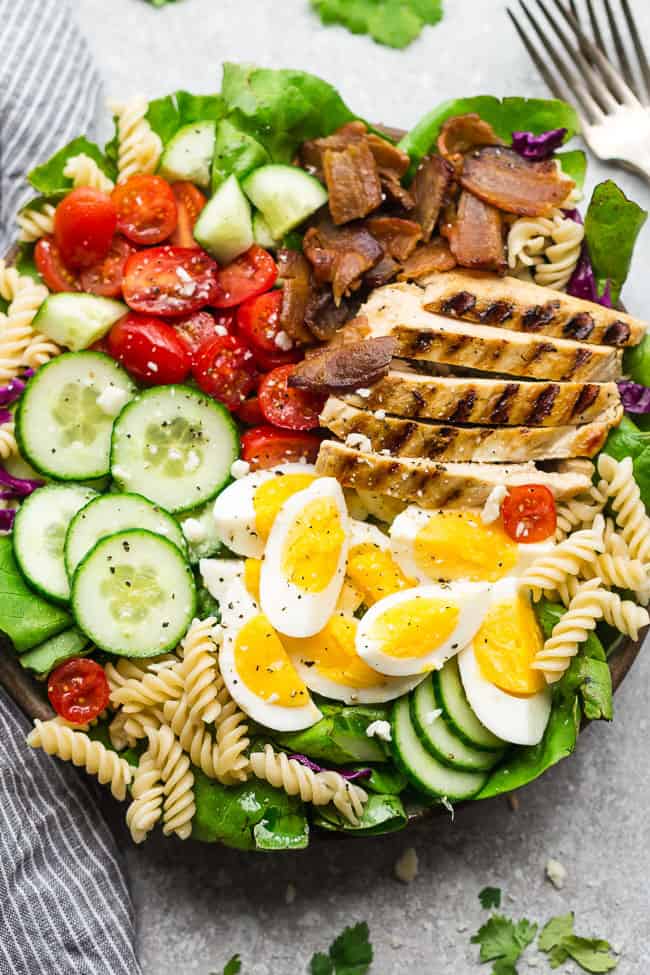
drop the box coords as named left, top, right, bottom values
left=389, top=506, right=554, bottom=584
left=343, top=521, right=415, bottom=609
left=458, top=578, right=551, bottom=745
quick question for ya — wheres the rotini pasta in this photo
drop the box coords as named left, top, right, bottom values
left=0, top=263, right=50, bottom=381
left=213, top=690, right=251, bottom=785
left=532, top=578, right=604, bottom=682
left=27, top=719, right=134, bottom=800
left=108, top=705, right=165, bottom=751
left=178, top=617, right=223, bottom=724
left=126, top=753, right=164, bottom=844
left=554, top=480, right=607, bottom=541
left=582, top=553, right=650, bottom=604
left=163, top=696, right=221, bottom=779
left=63, top=153, right=115, bottom=193
left=598, top=454, right=650, bottom=564
left=22, top=333, right=60, bottom=370
left=16, top=204, right=56, bottom=243
left=108, top=95, right=162, bottom=183
left=146, top=726, right=195, bottom=839
left=507, top=212, right=584, bottom=291
left=109, top=660, right=184, bottom=713
left=521, top=515, right=605, bottom=601
left=0, top=420, right=18, bottom=461
left=549, top=574, right=650, bottom=639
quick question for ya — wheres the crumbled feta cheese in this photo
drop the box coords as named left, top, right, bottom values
left=274, top=330, right=293, bottom=351
left=424, top=708, right=443, bottom=725
left=345, top=432, right=373, bottom=453
left=96, top=385, right=130, bottom=418
left=185, top=450, right=200, bottom=473
left=182, top=518, right=207, bottom=545
left=356, top=388, right=371, bottom=398
left=374, top=409, right=386, bottom=420
left=394, top=847, right=418, bottom=884
left=481, top=484, right=507, bottom=524
left=168, top=448, right=182, bottom=461
left=147, top=361, right=159, bottom=373
left=230, top=459, right=250, bottom=479
left=214, top=324, right=229, bottom=336
left=285, top=883, right=296, bottom=905
left=366, top=719, right=392, bottom=742
left=545, top=858, right=567, bottom=889
left=176, top=265, right=192, bottom=283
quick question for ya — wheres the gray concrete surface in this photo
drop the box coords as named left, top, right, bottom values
left=74, top=1, right=650, bottom=971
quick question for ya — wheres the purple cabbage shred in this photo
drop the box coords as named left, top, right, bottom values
left=288, top=754, right=372, bottom=781
left=566, top=245, right=613, bottom=308
left=0, top=466, right=44, bottom=497
left=0, top=409, right=13, bottom=425
left=617, top=380, right=650, bottom=414
left=0, top=509, right=16, bottom=531
left=0, top=378, right=25, bottom=407
left=511, top=127, right=567, bottom=161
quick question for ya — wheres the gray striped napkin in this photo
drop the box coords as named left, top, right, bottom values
left=0, top=2, right=141, bottom=972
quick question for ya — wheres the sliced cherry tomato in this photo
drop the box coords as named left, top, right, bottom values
left=107, top=312, right=192, bottom=384
left=236, top=396, right=265, bottom=426
left=170, top=181, right=207, bottom=247
left=48, top=658, right=110, bottom=725
left=258, top=364, right=326, bottom=431
left=54, top=188, right=117, bottom=269
left=112, top=174, right=178, bottom=246
left=236, top=289, right=300, bottom=369
left=213, top=245, right=278, bottom=308
left=122, top=246, right=220, bottom=318
left=241, top=425, right=322, bottom=470
left=501, top=484, right=557, bottom=542
left=79, top=235, right=134, bottom=298
left=174, top=310, right=234, bottom=356
left=192, top=334, right=258, bottom=411
left=34, top=236, right=80, bottom=292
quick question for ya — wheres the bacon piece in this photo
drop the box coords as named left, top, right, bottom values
left=381, top=171, right=415, bottom=210
left=409, top=156, right=455, bottom=241
left=448, top=191, right=506, bottom=273
left=276, top=249, right=314, bottom=344
left=366, top=133, right=410, bottom=177
left=461, top=146, right=575, bottom=216
left=437, top=113, right=503, bottom=173
left=303, top=219, right=383, bottom=304
left=323, top=141, right=383, bottom=224
left=288, top=337, right=396, bottom=392
left=300, top=121, right=367, bottom=174
left=366, top=217, right=422, bottom=261
left=364, top=255, right=401, bottom=290
left=398, top=237, right=457, bottom=280
left=304, top=290, right=361, bottom=341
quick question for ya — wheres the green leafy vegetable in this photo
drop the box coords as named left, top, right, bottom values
left=28, top=137, right=115, bottom=195
left=13, top=242, right=42, bottom=285
left=145, top=90, right=225, bottom=146
left=479, top=887, right=502, bottom=910
left=356, top=764, right=408, bottom=794
left=539, top=913, right=618, bottom=972
left=219, top=956, right=242, bottom=975
left=584, top=180, right=647, bottom=303
left=0, top=537, right=71, bottom=652
left=556, top=149, right=587, bottom=188
left=273, top=704, right=389, bottom=764
left=310, top=922, right=373, bottom=975
left=313, top=793, right=407, bottom=835
left=602, top=415, right=650, bottom=512
left=194, top=584, right=221, bottom=622
left=624, top=333, right=650, bottom=387
left=310, top=0, right=443, bottom=49
left=471, top=914, right=537, bottom=973
left=145, top=0, right=179, bottom=6
left=212, top=118, right=270, bottom=191
left=19, top=627, right=90, bottom=676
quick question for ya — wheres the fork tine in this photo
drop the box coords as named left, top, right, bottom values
left=508, top=8, right=571, bottom=103
left=620, top=0, right=650, bottom=102
left=585, top=0, right=607, bottom=54
left=603, top=0, right=636, bottom=91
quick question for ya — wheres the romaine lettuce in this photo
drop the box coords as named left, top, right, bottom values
left=583, top=179, right=647, bottom=303
left=0, top=537, right=71, bottom=652
left=28, top=137, right=115, bottom=195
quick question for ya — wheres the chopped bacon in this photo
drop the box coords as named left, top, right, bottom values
left=366, top=133, right=410, bottom=178
left=276, top=249, right=314, bottom=344
left=381, top=171, right=415, bottom=210
left=460, top=146, right=575, bottom=217
left=398, top=237, right=457, bottom=280
left=326, top=315, right=371, bottom=347
left=448, top=191, right=506, bottom=273
left=323, top=141, right=383, bottom=224
left=409, top=155, right=455, bottom=241
left=364, top=255, right=401, bottom=290
left=303, top=218, right=383, bottom=304
left=366, top=217, right=422, bottom=261
left=437, top=113, right=503, bottom=173
left=288, top=336, right=396, bottom=392
left=300, top=121, right=367, bottom=174
left=304, top=289, right=361, bottom=341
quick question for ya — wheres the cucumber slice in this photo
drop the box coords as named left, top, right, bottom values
left=17, top=352, right=136, bottom=480
left=110, top=385, right=239, bottom=513
left=65, top=492, right=187, bottom=577
left=391, top=696, right=488, bottom=801
left=252, top=211, right=278, bottom=250
left=193, top=174, right=253, bottom=265
left=411, top=675, right=503, bottom=772
left=158, top=120, right=216, bottom=189
left=32, top=293, right=127, bottom=352
left=13, top=484, right=98, bottom=602
left=242, top=164, right=328, bottom=239
left=19, top=628, right=91, bottom=676
left=434, top=656, right=505, bottom=751
left=71, top=529, right=196, bottom=657
left=176, top=501, right=223, bottom=564
left=212, top=119, right=270, bottom=193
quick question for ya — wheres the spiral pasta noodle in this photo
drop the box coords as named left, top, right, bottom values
left=598, top=454, right=650, bottom=564
left=109, top=660, right=184, bottom=713
left=507, top=216, right=554, bottom=273
left=16, top=204, right=56, bottom=243
left=550, top=574, right=649, bottom=639
left=0, top=420, right=18, bottom=461
left=521, top=515, right=605, bottom=601
left=27, top=719, right=134, bottom=800
left=179, top=617, right=223, bottom=724
left=22, top=333, right=60, bottom=370
left=63, top=153, right=115, bottom=193
left=126, top=753, right=164, bottom=844
left=163, top=696, right=221, bottom=780
left=146, top=726, right=195, bottom=840
left=108, top=706, right=165, bottom=751
left=250, top=745, right=368, bottom=825
left=532, top=578, right=605, bottom=682
left=0, top=263, right=50, bottom=381
left=507, top=212, right=583, bottom=291
left=214, top=692, right=251, bottom=785
left=555, top=481, right=607, bottom=541
left=582, top=553, right=650, bottom=604
left=108, top=95, right=162, bottom=183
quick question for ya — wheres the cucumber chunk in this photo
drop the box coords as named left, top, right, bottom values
left=434, top=656, right=505, bottom=751
left=17, top=352, right=136, bottom=480
left=391, top=696, right=488, bottom=801
left=242, top=164, right=328, bottom=239
left=411, top=675, right=503, bottom=772
left=71, top=529, right=196, bottom=657
left=212, top=119, right=270, bottom=192
left=193, top=174, right=253, bottom=265
left=19, top=628, right=91, bottom=676
left=110, top=385, right=239, bottom=513
left=159, top=120, right=216, bottom=189
left=176, top=501, right=223, bottom=564
left=32, top=293, right=127, bottom=352
left=252, top=211, right=279, bottom=250
left=65, top=492, right=187, bottom=577
left=13, top=484, right=98, bottom=603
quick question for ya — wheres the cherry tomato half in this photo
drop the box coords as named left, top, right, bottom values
left=501, top=484, right=557, bottom=543
left=213, top=245, right=278, bottom=308
left=174, top=310, right=234, bottom=356
left=236, top=289, right=300, bottom=370
left=192, top=334, right=258, bottom=411
left=48, top=658, right=110, bottom=725
left=112, top=174, right=178, bottom=246
left=34, top=236, right=80, bottom=293
left=241, top=425, right=322, bottom=470
left=170, top=181, right=207, bottom=248
left=122, top=246, right=220, bottom=318
left=54, top=188, right=117, bottom=269
left=236, top=396, right=265, bottom=426
left=107, top=312, right=192, bottom=385
left=79, top=235, right=134, bottom=298
left=258, top=364, right=326, bottom=431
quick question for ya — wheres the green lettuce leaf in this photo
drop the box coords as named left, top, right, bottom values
left=539, top=913, right=618, bottom=972
left=602, top=415, right=650, bottom=512
left=272, top=704, right=389, bottom=764
left=556, top=148, right=587, bottom=188
left=584, top=179, right=647, bottom=303
left=313, top=793, right=407, bottom=834
left=0, top=537, right=71, bottom=652
left=145, top=90, right=225, bottom=146
left=28, top=137, right=115, bottom=195
left=211, top=118, right=270, bottom=191
left=623, top=332, right=650, bottom=387
left=356, top=763, right=408, bottom=794
left=310, top=0, right=443, bottom=50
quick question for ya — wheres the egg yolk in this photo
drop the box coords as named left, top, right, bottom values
left=367, top=597, right=459, bottom=659
left=284, top=616, right=382, bottom=689
left=281, top=497, right=345, bottom=593
left=347, top=542, right=414, bottom=605
left=233, top=613, right=310, bottom=708
left=414, top=510, right=518, bottom=582
left=244, top=558, right=262, bottom=601
left=474, top=593, right=546, bottom=695
left=253, top=473, right=317, bottom=540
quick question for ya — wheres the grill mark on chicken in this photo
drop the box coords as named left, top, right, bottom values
left=570, top=383, right=599, bottom=418
left=563, top=312, right=594, bottom=341
left=479, top=300, right=514, bottom=324
left=522, top=301, right=561, bottom=331
left=603, top=321, right=631, bottom=346
left=490, top=384, right=519, bottom=424
left=526, top=385, right=559, bottom=423
left=441, top=291, right=476, bottom=316
left=450, top=390, right=477, bottom=422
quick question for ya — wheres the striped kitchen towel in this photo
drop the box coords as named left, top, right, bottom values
left=0, top=2, right=142, bottom=972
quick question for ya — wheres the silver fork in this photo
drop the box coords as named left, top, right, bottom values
left=508, top=0, right=650, bottom=182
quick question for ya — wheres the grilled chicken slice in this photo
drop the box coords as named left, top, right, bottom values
left=338, top=369, right=622, bottom=427
left=321, top=398, right=612, bottom=462
left=316, top=440, right=592, bottom=508
left=363, top=285, right=622, bottom=381
left=421, top=270, right=646, bottom=347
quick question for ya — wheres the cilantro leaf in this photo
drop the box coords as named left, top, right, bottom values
left=471, top=915, right=537, bottom=966
left=539, top=914, right=618, bottom=973
left=310, top=922, right=373, bottom=975
left=310, top=0, right=443, bottom=50
left=479, top=887, right=502, bottom=910
left=539, top=913, right=575, bottom=952
left=222, top=956, right=242, bottom=975
left=310, top=954, right=334, bottom=975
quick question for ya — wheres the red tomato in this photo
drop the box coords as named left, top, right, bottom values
left=54, top=188, right=117, bottom=269
left=34, top=236, right=80, bottom=292
left=48, top=658, right=110, bottom=725
left=170, top=181, right=207, bottom=247
left=236, top=289, right=300, bottom=369
left=241, top=426, right=322, bottom=470
left=192, top=334, right=258, bottom=411
left=112, top=174, right=178, bottom=246
left=258, top=364, right=326, bottom=431
left=236, top=396, right=265, bottom=426
left=107, top=312, right=192, bottom=384
left=174, top=310, right=234, bottom=356
left=501, top=484, right=557, bottom=542
left=79, top=235, right=134, bottom=298
left=122, top=246, right=220, bottom=318
left=213, top=245, right=278, bottom=308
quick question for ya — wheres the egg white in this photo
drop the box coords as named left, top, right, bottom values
left=199, top=557, right=245, bottom=605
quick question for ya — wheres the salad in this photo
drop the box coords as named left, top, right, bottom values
left=2, top=63, right=650, bottom=850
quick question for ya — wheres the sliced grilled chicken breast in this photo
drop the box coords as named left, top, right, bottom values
left=316, top=440, right=592, bottom=508
left=421, top=270, right=646, bottom=347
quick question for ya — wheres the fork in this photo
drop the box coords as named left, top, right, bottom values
left=508, top=0, right=650, bottom=182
